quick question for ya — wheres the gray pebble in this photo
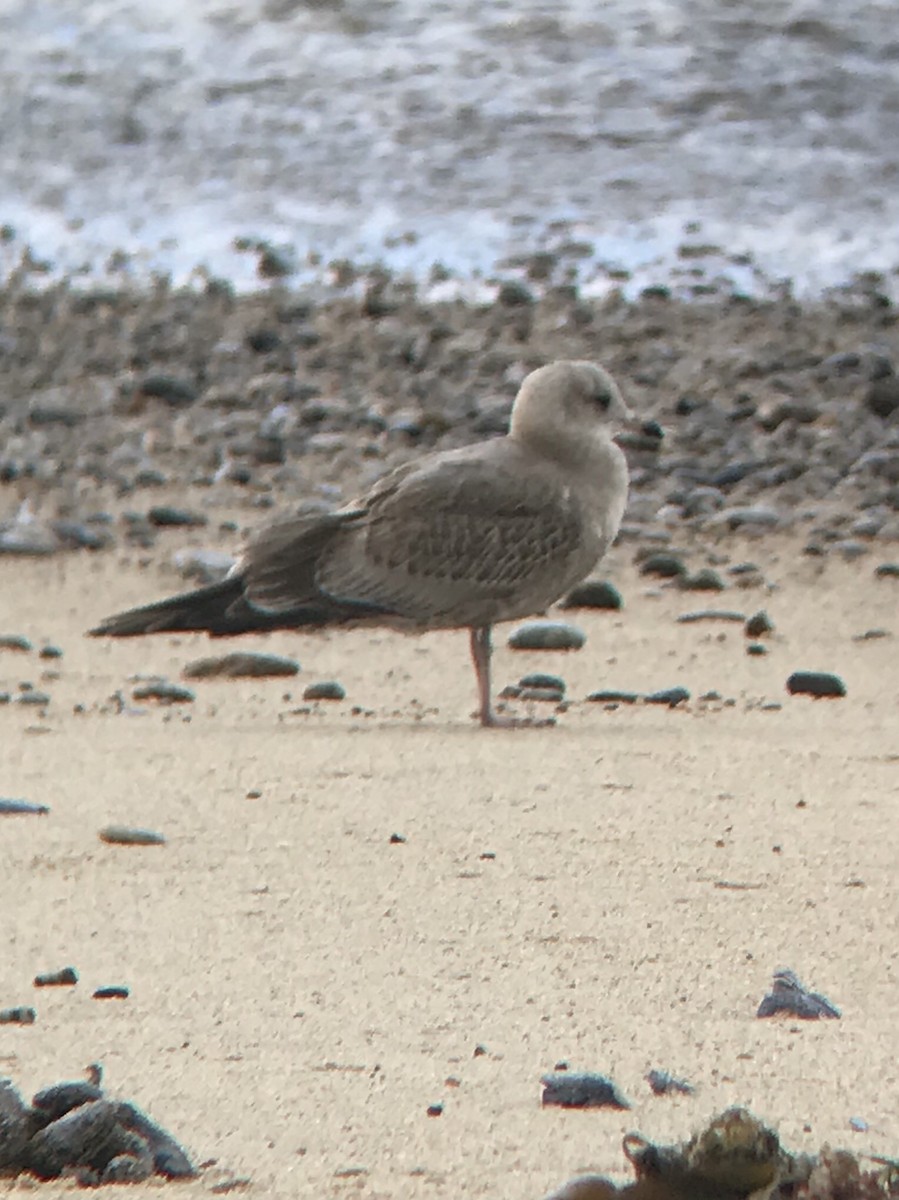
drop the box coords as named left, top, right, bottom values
left=745, top=610, right=774, bottom=638
left=15, top=690, right=50, bottom=706
left=99, top=826, right=166, bottom=846
left=678, top=568, right=725, bottom=592
left=786, top=671, right=846, bottom=698
left=756, top=968, right=840, bottom=1019
left=38, top=645, right=63, bottom=659
left=747, top=643, right=768, bottom=656
left=0, top=798, right=50, bottom=816
left=866, top=375, right=899, bottom=418
left=132, top=681, right=195, bottom=704
left=147, top=505, right=207, bottom=528
left=874, top=562, right=899, bottom=578
left=508, top=621, right=586, bottom=651
left=646, top=1069, right=695, bottom=1096
left=34, top=967, right=78, bottom=987
left=677, top=610, right=745, bottom=624
left=519, top=673, right=566, bottom=693
left=707, top=505, right=781, bottom=531
left=137, top=374, right=198, bottom=408
left=639, top=551, right=686, bottom=578
left=586, top=690, right=640, bottom=704
left=645, top=686, right=690, bottom=707
left=183, top=651, right=299, bottom=679
left=0, top=1007, right=35, bottom=1024
left=303, top=680, right=346, bottom=701
left=853, top=628, right=890, bottom=641
left=518, top=687, right=565, bottom=703
left=541, top=1072, right=629, bottom=1110
left=559, top=580, right=622, bottom=610
left=92, top=986, right=130, bottom=1000
left=0, top=634, right=32, bottom=652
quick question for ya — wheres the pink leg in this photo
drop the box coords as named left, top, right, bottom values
left=469, top=626, right=555, bottom=729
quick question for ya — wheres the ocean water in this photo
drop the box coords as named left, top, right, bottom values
left=1, top=0, right=898, bottom=292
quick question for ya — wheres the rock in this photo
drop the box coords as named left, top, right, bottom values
left=678, top=567, right=725, bottom=591
left=708, top=505, right=781, bottom=531
left=171, top=548, right=236, bottom=584
left=639, top=551, right=686, bottom=578
left=559, top=580, right=622, bottom=610
left=34, top=967, right=78, bottom=987
left=0, top=798, right=50, bottom=815
left=496, top=279, right=534, bottom=307
left=646, top=1069, right=695, bottom=1096
left=645, top=686, right=690, bottom=707
left=32, top=1082, right=104, bottom=1123
left=137, top=375, right=198, bottom=408
left=51, top=520, right=115, bottom=550
left=147, top=505, right=207, bottom=528
left=865, top=375, right=899, bottom=417
left=116, top=1102, right=196, bottom=1178
left=745, top=610, right=774, bottom=638
left=507, top=621, right=586, bottom=651
left=747, top=643, right=768, bottom=656
left=519, top=673, right=566, bottom=693
left=786, top=671, right=846, bottom=698
left=541, top=1072, right=629, bottom=1110
left=303, top=680, right=346, bottom=701
left=0, top=1081, right=30, bottom=1171
left=0, top=1007, right=35, bottom=1024
left=184, top=651, right=299, bottom=679
left=756, top=967, right=840, bottom=1019
left=92, top=986, right=130, bottom=1000
left=15, top=691, right=50, bottom=706
left=586, top=690, right=640, bottom=704
left=99, top=826, right=166, bottom=846
left=677, top=609, right=745, bottom=623
left=38, top=645, right=63, bottom=659
left=0, top=634, right=32, bottom=651
left=26, top=1099, right=140, bottom=1180
left=874, top=562, right=899, bottom=578
left=131, top=681, right=195, bottom=704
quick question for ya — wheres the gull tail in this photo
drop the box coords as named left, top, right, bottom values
left=88, top=577, right=298, bottom=638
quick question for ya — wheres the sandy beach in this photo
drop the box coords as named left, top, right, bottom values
left=2, top=527, right=897, bottom=1195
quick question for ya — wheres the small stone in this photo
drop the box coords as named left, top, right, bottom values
left=708, top=505, right=781, bottom=531
left=0, top=634, right=32, bottom=651
left=756, top=968, right=840, bottom=1019
left=645, top=686, right=690, bottom=707
left=496, top=279, right=534, bottom=306
left=426, top=1102, right=444, bottom=1117
left=678, top=568, right=725, bottom=592
left=586, top=690, right=640, bottom=704
left=874, top=562, right=899, bottom=578
left=15, top=691, right=50, bottom=706
left=389, top=833, right=406, bottom=844
left=0, top=1006, right=35, bottom=1024
left=99, top=826, right=166, bottom=846
left=0, top=798, right=50, bottom=815
left=559, top=581, right=622, bottom=610
left=747, top=643, right=767, bottom=656
left=853, top=628, right=890, bottom=641
left=646, top=1069, right=695, bottom=1096
left=745, top=610, right=774, bottom=638
left=303, top=680, right=346, bottom=701
left=92, top=986, right=130, bottom=1000
left=39, top=645, right=63, bottom=659
left=147, top=505, right=207, bottom=528
left=184, top=652, right=299, bottom=679
left=171, top=548, right=236, bottom=584
left=518, top=687, right=565, bottom=703
left=677, top=610, right=745, bottom=624
left=639, top=551, right=686, bottom=578
left=541, top=1072, right=629, bottom=1110
left=132, top=681, right=195, bottom=704
left=34, top=967, right=78, bottom=987
left=138, top=375, right=198, bottom=408
left=508, top=621, right=586, bottom=651
left=865, top=375, right=899, bottom=418
left=519, top=673, right=566, bottom=693
left=786, top=671, right=846, bottom=698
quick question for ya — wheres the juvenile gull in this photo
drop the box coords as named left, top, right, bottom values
left=89, top=361, right=661, bottom=727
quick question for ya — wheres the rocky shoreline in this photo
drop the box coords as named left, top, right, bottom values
left=1, top=270, right=898, bottom=559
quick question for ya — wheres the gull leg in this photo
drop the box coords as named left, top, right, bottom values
left=469, top=626, right=555, bottom=729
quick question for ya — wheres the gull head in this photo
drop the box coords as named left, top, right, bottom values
left=509, top=360, right=662, bottom=458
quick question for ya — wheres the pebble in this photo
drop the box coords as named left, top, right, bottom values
left=645, top=686, right=690, bottom=707
left=303, top=680, right=346, bottom=701
left=678, top=568, right=725, bottom=591
left=874, top=562, right=899, bottom=578
left=0, top=634, right=32, bottom=651
left=853, top=628, right=890, bottom=641
left=707, top=505, right=782, bottom=531
left=92, top=987, right=130, bottom=1000
left=137, top=374, right=198, bottom=408
left=171, top=547, right=236, bottom=584
left=0, top=1007, right=36, bottom=1024
left=639, top=551, right=686, bottom=578
left=147, top=505, right=207, bottom=528
left=541, top=1072, right=629, bottom=1110
left=786, top=671, right=846, bottom=698
left=39, top=645, right=63, bottom=659
left=34, top=968, right=78, bottom=987
left=747, top=643, right=767, bottom=656
left=507, top=621, right=586, bottom=651
left=645, top=1069, right=695, bottom=1096
left=677, top=610, right=745, bottom=624
left=745, top=610, right=774, bottom=638
left=132, top=681, right=195, bottom=704
left=558, top=580, right=622, bottom=610
left=0, top=798, right=50, bottom=815
left=586, top=689, right=640, bottom=704
left=756, top=968, right=840, bottom=1019
left=15, top=690, right=50, bottom=706
left=99, top=826, right=166, bottom=846
left=519, top=673, right=566, bottom=693
left=184, top=651, right=299, bottom=679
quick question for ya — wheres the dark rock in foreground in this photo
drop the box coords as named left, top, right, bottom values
left=786, top=671, right=846, bottom=698
left=541, top=1071, right=629, bottom=1110
left=756, top=967, right=841, bottom=1019
left=508, top=621, right=586, bottom=651
left=559, top=580, right=623, bottom=610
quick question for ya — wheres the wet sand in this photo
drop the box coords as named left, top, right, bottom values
left=2, top=536, right=897, bottom=1195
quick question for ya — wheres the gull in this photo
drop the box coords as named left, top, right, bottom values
left=89, top=361, right=662, bottom=726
